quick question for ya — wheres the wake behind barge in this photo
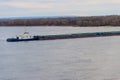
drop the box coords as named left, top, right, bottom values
left=7, top=31, right=120, bottom=42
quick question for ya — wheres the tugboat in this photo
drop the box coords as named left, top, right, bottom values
left=6, top=32, right=39, bottom=42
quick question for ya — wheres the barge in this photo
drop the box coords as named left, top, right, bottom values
left=6, top=31, right=120, bottom=42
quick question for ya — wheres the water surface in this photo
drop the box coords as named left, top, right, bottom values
left=1, top=26, right=120, bottom=80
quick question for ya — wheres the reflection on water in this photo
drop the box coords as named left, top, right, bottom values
left=0, top=26, right=120, bottom=80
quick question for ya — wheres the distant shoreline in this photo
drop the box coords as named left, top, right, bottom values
left=0, top=15, right=120, bottom=26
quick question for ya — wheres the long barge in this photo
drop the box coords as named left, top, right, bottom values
left=7, top=31, right=120, bottom=42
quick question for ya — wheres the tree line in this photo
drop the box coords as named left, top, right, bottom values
left=0, top=15, right=120, bottom=26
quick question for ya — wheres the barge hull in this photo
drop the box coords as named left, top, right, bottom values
left=37, top=31, right=120, bottom=40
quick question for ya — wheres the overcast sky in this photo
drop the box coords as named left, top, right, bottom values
left=0, top=0, right=120, bottom=18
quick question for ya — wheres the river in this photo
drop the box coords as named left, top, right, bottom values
left=0, top=26, right=120, bottom=80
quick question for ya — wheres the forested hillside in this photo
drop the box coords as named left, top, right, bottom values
left=0, top=15, right=120, bottom=26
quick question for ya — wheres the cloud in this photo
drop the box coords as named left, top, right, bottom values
left=0, top=0, right=120, bottom=18
left=0, top=2, right=52, bottom=9
left=0, top=0, right=120, bottom=9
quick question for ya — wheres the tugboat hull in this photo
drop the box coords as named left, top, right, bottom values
left=7, top=36, right=39, bottom=42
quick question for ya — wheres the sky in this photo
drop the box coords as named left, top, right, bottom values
left=0, top=0, right=120, bottom=18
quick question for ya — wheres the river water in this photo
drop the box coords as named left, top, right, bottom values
left=1, top=26, right=120, bottom=80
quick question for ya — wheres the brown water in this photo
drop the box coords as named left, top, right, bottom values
left=0, top=26, right=120, bottom=80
